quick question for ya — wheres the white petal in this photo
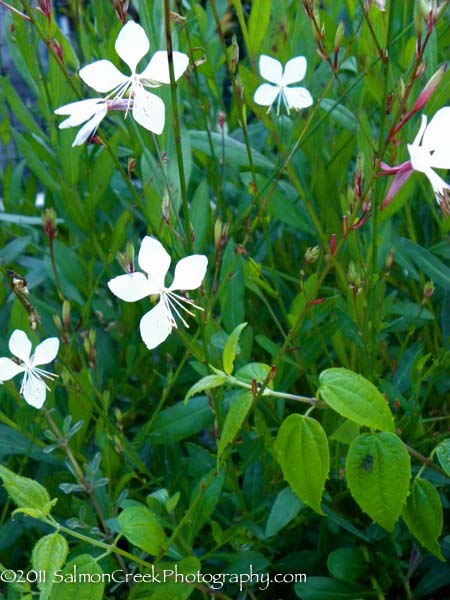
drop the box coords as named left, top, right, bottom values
left=0, top=357, right=24, bottom=381
left=138, top=236, right=171, bottom=288
left=55, top=99, right=106, bottom=127
left=22, top=372, right=47, bottom=409
left=31, top=338, right=59, bottom=367
left=169, top=255, right=207, bottom=291
left=429, top=147, right=450, bottom=170
left=407, top=143, right=430, bottom=173
left=9, top=330, right=32, bottom=364
left=284, top=86, right=314, bottom=110
left=132, top=87, right=165, bottom=134
left=254, top=83, right=280, bottom=107
left=422, top=107, right=450, bottom=154
left=282, top=56, right=307, bottom=86
left=258, top=55, right=283, bottom=85
left=108, top=272, right=154, bottom=302
left=412, top=114, right=428, bottom=147
left=115, top=21, right=149, bottom=73
left=423, top=167, right=450, bottom=200
left=79, top=60, right=128, bottom=93
left=139, top=50, right=189, bottom=85
left=139, top=301, right=173, bottom=350
left=71, top=107, right=108, bottom=146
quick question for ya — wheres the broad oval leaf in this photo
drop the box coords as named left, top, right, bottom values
left=32, top=533, right=68, bottom=599
left=435, top=439, right=450, bottom=477
left=346, top=432, right=410, bottom=532
left=275, top=414, right=330, bottom=515
left=319, top=368, right=395, bottom=432
left=218, top=391, right=253, bottom=462
left=223, top=322, right=247, bottom=375
left=0, top=465, right=52, bottom=512
left=51, top=554, right=104, bottom=600
left=402, top=478, right=444, bottom=561
left=118, top=506, right=167, bottom=556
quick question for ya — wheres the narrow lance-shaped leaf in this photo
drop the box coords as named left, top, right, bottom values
left=223, top=322, right=247, bottom=375
left=218, top=391, right=253, bottom=463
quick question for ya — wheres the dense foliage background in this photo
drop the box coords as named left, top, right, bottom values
left=0, top=1, right=449, bottom=598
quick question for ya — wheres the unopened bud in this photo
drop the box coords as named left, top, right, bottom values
left=37, top=0, right=52, bottom=23
left=398, top=78, right=406, bottom=101
left=230, top=35, right=239, bottom=75
left=49, top=39, right=63, bottom=62
left=329, top=233, right=336, bottom=257
left=347, top=261, right=362, bottom=289
left=128, top=157, right=137, bottom=177
left=354, top=152, right=365, bottom=197
left=113, top=0, right=129, bottom=24
left=412, top=65, right=446, bottom=113
left=62, top=299, right=70, bottom=330
left=304, top=246, right=320, bottom=264
left=423, top=281, right=435, bottom=299
left=342, top=215, right=349, bottom=237
left=161, top=191, right=170, bottom=222
left=334, top=20, right=345, bottom=53
left=385, top=247, right=395, bottom=271
left=214, top=217, right=223, bottom=249
left=117, top=242, right=135, bottom=274
left=217, top=111, right=226, bottom=130
left=53, top=314, right=63, bottom=336
left=42, top=207, right=57, bottom=241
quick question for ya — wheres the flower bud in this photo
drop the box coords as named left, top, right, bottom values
left=347, top=261, right=362, bottom=290
left=113, top=0, right=129, bottom=24
left=214, top=217, right=223, bottom=250
left=37, top=0, right=52, bottom=23
left=42, top=207, right=57, bottom=241
left=62, top=299, right=70, bottom=330
left=304, top=246, right=320, bottom=264
left=385, top=247, right=395, bottom=271
left=49, top=39, right=63, bottom=63
left=329, top=233, right=336, bottom=257
left=412, top=64, right=446, bottom=113
left=230, top=34, right=239, bottom=75
left=128, top=157, right=137, bottom=177
left=334, top=20, right=345, bottom=54
left=423, top=280, right=435, bottom=299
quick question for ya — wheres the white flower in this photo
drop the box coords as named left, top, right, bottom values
left=77, top=20, right=189, bottom=135
left=407, top=107, right=450, bottom=205
left=0, top=330, right=59, bottom=409
left=374, top=0, right=386, bottom=10
left=253, top=55, right=313, bottom=115
left=54, top=98, right=108, bottom=146
left=108, top=237, right=207, bottom=350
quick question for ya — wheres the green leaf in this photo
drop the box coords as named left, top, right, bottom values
left=327, top=547, right=369, bottom=583
left=32, top=533, right=68, bottom=600
left=217, top=391, right=253, bottom=462
left=184, top=374, right=226, bottom=404
left=320, top=99, right=358, bottom=131
left=402, top=478, right=444, bottom=560
left=0, top=465, right=53, bottom=514
left=275, top=414, right=330, bottom=515
left=265, top=487, right=303, bottom=538
left=346, top=432, right=410, bottom=532
left=435, top=439, right=450, bottom=477
left=50, top=554, right=104, bottom=600
left=188, top=469, right=225, bottom=545
left=139, top=556, right=200, bottom=600
left=319, top=368, right=395, bottom=432
left=190, top=130, right=273, bottom=170
left=295, top=576, right=374, bottom=599
left=149, top=396, right=214, bottom=444
left=223, top=322, right=248, bottom=375
left=1, top=76, right=43, bottom=137
left=235, top=362, right=271, bottom=385
left=399, top=237, right=450, bottom=290
left=247, top=0, right=271, bottom=56
left=118, top=506, right=167, bottom=556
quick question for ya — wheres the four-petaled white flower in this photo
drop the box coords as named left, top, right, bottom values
left=0, top=330, right=59, bottom=409
left=108, top=237, right=207, bottom=350
left=54, top=98, right=108, bottom=146
left=254, top=55, right=313, bottom=115
left=77, top=20, right=189, bottom=135
left=407, top=107, right=450, bottom=206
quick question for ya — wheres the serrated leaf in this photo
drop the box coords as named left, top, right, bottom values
left=32, top=533, right=68, bottom=600
left=223, top=322, right=247, bottom=375
left=402, top=478, right=444, bottom=560
left=346, top=432, right=410, bottom=532
left=118, top=506, right=167, bottom=556
left=184, top=374, right=225, bottom=404
left=435, top=440, right=450, bottom=477
left=235, top=362, right=271, bottom=385
left=51, top=554, right=104, bottom=600
left=319, top=368, right=395, bottom=432
left=275, top=414, right=329, bottom=515
left=0, top=465, right=52, bottom=513
left=217, top=391, right=253, bottom=462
